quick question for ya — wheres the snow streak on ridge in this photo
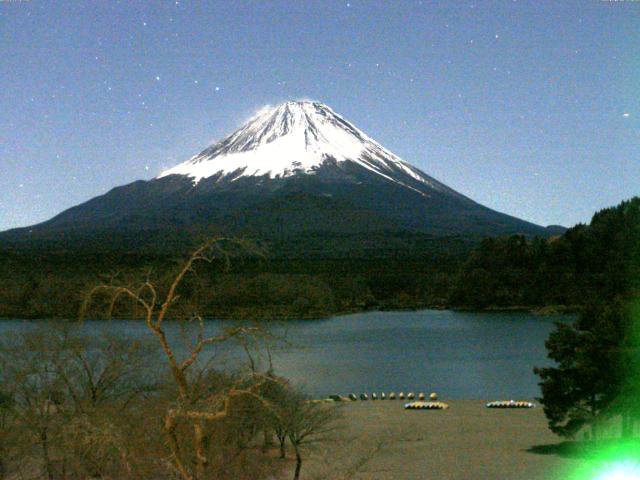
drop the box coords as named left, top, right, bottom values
left=158, top=100, right=448, bottom=195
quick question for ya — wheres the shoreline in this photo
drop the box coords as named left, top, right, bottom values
left=0, top=304, right=577, bottom=322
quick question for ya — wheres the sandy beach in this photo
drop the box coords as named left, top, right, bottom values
left=293, top=400, right=582, bottom=480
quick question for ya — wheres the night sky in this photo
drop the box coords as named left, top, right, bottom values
left=1, top=0, right=638, bottom=232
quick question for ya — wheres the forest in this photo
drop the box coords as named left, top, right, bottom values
left=532, top=197, right=640, bottom=440
left=0, top=198, right=637, bottom=478
left=0, top=197, right=637, bottom=321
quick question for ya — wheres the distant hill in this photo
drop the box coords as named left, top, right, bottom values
left=544, top=225, right=568, bottom=236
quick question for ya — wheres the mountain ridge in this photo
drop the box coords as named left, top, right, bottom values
left=158, top=100, right=465, bottom=200
left=0, top=100, right=555, bottom=255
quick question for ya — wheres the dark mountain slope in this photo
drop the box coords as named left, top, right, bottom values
left=0, top=100, right=550, bottom=255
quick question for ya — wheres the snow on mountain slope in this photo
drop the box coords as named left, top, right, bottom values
left=0, top=100, right=551, bottom=245
left=158, top=101, right=449, bottom=195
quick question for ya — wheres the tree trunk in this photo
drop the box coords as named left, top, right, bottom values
left=164, top=413, right=193, bottom=480
left=41, top=427, right=54, bottom=480
left=279, top=437, right=286, bottom=459
left=262, top=429, right=273, bottom=453
left=194, top=422, right=207, bottom=480
left=293, top=448, right=302, bottom=480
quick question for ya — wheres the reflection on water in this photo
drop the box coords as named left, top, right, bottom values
left=0, top=309, right=568, bottom=399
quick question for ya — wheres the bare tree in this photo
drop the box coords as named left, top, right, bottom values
left=284, top=393, right=342, bottom=480
left=255, top=374, right=292, bottom=459
left=0, top=329, right=69, bottom=480
left=57, top=332, right=161, bottom=478
left=81, top=238, right=283, bottom=480
left=0, top=325, right=163, bottom=480
left=54, top=332, right=159, bottom=412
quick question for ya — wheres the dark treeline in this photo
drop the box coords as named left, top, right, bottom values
left=0, top=197, right=638, bottom=320
left=0, top=244, right=462, bottom=320
left=531, top=198, right=640, bottom=439
left=451, top=197, right=640, bottom=310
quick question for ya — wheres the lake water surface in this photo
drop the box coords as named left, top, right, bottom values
left=0, top=310, right=567, bottom=399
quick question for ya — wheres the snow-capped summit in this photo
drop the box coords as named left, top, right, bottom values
left=158, top=100, right=451, bottom=196
left=1, top=100, right=551, bottom=251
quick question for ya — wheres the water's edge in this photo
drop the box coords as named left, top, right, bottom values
left=0, top=309, right=570, bottom=400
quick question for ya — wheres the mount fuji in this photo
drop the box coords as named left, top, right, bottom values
left=158, top=101, right=461, bottom=198
left=1, top=101, right=553, bottom=255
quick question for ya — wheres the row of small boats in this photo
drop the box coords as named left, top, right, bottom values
left=404, top=401, right=449, bottom=410
left=329, top=392, right=438, bottom=402
left=403, top=400, right=535, bottom=410
left=486, top=400, right=535, bottom=409
left=326, top=394, right=536, bottom=410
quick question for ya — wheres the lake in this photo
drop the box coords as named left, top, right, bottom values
left=0, top=309, right=566, bottom=400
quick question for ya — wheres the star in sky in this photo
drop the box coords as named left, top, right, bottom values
left=1, top=0, right=637, bottom=232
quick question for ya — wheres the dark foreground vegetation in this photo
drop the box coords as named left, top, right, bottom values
left=0, top=241, right=342, bottom=480
left=0, top=233, right=470, bottom=320
left=534, top=197, right=640, bottom=440
left=0, top=325, right=341, bottom=480
left=0, top=197, right=638, bottom=320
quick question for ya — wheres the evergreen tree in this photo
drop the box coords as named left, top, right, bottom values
left=535, top=197, right=640, bottom=439
left=534, top=302, right=628, bottom=438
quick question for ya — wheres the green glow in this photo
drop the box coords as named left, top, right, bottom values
left=552, top=295, right=640, bottom=480
left=593, top=461, right=640, bottom=480
left=557, top=439, right=640, bottom=480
